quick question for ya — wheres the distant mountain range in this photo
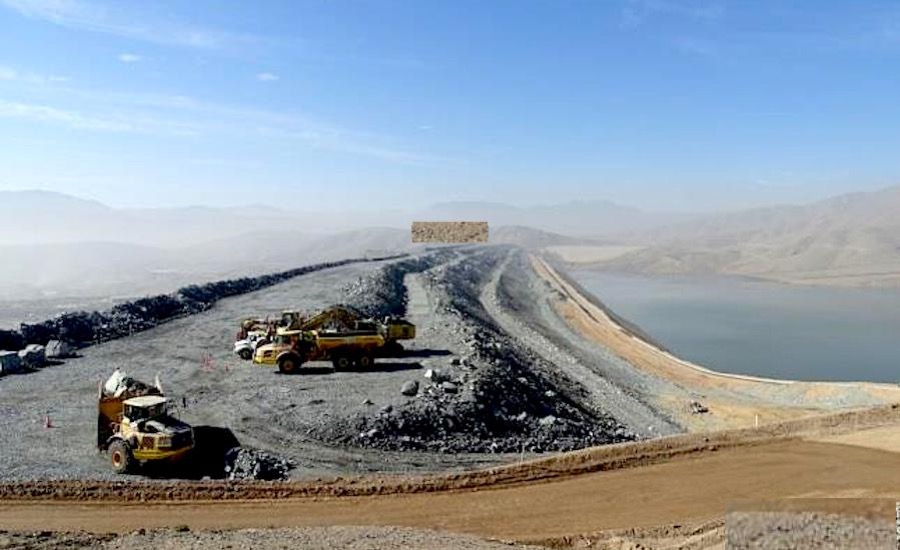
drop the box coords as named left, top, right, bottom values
left=598, top=185, right=900, bottom=287
left=0, top=190, right=600, bottom=301
left=419, top=200, right=690, bottom=237
left=4, top=185, right=900, bottom=298
left=0, top=191, right=686, bottom=247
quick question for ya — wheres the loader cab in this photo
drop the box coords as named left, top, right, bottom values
left=384, top=318, right=416, bottom=341
left=280, top=311, right=302, bottom=329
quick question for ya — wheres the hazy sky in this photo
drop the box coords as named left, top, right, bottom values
left=1, top=0, right=899, bottom=211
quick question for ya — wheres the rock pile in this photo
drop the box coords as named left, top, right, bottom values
left=223, top=447, right=293, bottom=481
left=325, top=247, right=635, bottom=454
left=341, top=251, right=457, bottom=319
left=18, top=344, right=45, bottom=369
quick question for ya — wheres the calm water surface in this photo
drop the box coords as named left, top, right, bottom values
left=571, top=271, right=900, bottom=383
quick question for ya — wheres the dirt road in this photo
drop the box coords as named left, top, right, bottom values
left=2, top=432, right=900, bottom=545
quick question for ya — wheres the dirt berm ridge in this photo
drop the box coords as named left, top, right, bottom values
left=3, top=403, right=899, bottom=502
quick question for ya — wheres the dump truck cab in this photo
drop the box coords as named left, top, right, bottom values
left=99, top=391, right=194, bottom=474
left=253, top=329, right=299, bottom=365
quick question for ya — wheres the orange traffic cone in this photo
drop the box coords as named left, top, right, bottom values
left=44, top=414, right=52, bottom=429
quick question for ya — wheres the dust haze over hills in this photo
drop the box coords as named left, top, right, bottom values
left=0, top=191, right=680, bottom=247
left=596, top=185, right=900, bottom=287
left=3, top=184, right=900, bottom=314
left=0, top=191, right=604, bottom=309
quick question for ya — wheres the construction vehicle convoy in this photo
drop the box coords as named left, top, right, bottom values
left=247, top=305, right=416, bottom=374
left=97, top=371, right=194, bottom=474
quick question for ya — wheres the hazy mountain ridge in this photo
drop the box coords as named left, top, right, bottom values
left=490, top=225, right=600, bottom=249
left=603, top=185, right=900, bottom=286
left=422, top=200, right=690, bottom=236
left=0, top=191, right=685, bottom=246
left=6, top=186, right=900, bottom=296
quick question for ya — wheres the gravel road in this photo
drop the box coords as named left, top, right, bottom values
left=726, top=511, right=894, bottom=549
left=0, top=527, right=544, bottom=550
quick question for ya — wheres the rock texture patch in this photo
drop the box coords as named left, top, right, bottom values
left=411, top=222, right=488, bottom=243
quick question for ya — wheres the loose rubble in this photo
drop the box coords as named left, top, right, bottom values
left=726, top=511, right=894, bottom=549
left=18, top=344, right=45, bottom=369
left=340, top=251, right=456, bottom=319
left=223, top=448, right=293, bottom=481
left=0, top=526, right=546, bottom=550
left=316, top=247, right=635, bottom=454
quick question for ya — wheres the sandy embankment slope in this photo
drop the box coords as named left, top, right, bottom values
left=531, top=255, right=900, bottom=431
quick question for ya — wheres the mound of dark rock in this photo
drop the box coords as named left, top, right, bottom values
left=320, top=247, right=635, bottom=454
left=341, top=250, right=458, bottom=319
left=223, top=447, right=293, bottom=481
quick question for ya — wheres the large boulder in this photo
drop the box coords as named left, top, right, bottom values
left=0, top=351, right=23, bottom=374
left=45, top=340, right=74, bottom=359
left=400, top=380, right=419, bottom=396
left=19, top=344, right=46, bottom=368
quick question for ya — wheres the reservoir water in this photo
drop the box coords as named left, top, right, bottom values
left=570, top=270, right=900, bottom=383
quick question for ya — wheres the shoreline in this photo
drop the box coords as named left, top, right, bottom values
left=536, top=254, right=900, bottom=388
left=531, top=253, right=900, bottom=431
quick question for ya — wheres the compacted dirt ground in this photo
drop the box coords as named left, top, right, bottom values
left=4, top=244, right=900, bottom=548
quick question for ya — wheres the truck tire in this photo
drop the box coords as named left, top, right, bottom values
left=278, top=354, right=301, bottom=374
left=357, top=354, right=374, bottom=368
left=238, top=348, right=252, bottom=360
left=109, top=440, right=133, bottom=474
left=333, top=355, right=352, bottom=369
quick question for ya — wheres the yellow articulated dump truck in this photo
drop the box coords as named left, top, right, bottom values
left=97, top=371, right=194, bottom=474
left=253, top=310, right=416, bottom=374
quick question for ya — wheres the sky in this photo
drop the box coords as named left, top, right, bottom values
left=1, top=0, right=900, bottom=212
